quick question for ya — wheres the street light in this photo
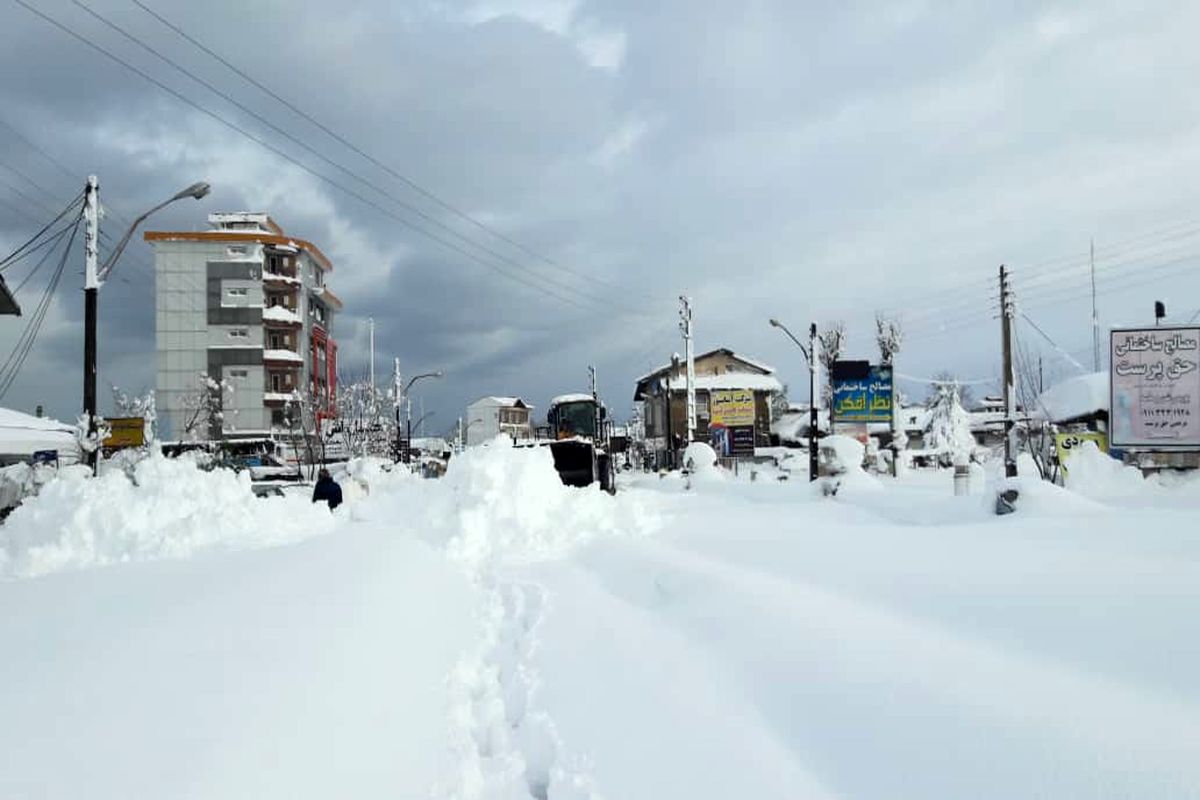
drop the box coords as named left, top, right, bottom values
left=82, top=177, right=210, bottom=471
left=769, top=317, right=819, bottom=482
left=398, top=370, right=443, bottom=463
left=412, top=411, right=436, bottom=436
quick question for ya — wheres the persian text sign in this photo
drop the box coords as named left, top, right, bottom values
left=832, top=364, right=893, bottom=423
left=1110, top=326, right=1200, bottom=449
left=1054, top=431, right=1108, bottom=477
left=710, top=389, right=755, bottom=427
left=103, top=416, right=145, bottom=449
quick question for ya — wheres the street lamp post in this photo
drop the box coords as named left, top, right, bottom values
left=83, top=176, right=210, bottom=471
left=401, top=371, right=443, bottom=463
left=462, top=417, right=483, bottom=450
left=770, top=318, right=819, bottom=482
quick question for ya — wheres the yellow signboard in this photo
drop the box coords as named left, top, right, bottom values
left=1055, top=431, right=1107, bottom=476
left=103, top=416, right=146, bottom=449
left=710, top=389, right=755, bottom=427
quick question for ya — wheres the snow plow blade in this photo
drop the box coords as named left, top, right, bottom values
left=549, top=440, right=595, bottom=487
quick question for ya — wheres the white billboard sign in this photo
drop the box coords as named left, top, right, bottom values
left=1110, top=326, right=1200, bottom=449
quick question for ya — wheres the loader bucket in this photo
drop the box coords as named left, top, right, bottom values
left=549, top=440, right=595, bottom=487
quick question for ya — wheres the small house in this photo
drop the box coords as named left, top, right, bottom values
left=633, top=348, right=783, bottom=466
left=465, top=396, right=533, bottom=446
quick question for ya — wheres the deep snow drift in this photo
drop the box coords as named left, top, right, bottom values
left=0, top=454, right=338, bottom=579
left=2, top=441, right=1199, bottom=799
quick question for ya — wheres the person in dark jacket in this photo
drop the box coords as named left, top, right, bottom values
left=312, top=468, right=343, bottom=510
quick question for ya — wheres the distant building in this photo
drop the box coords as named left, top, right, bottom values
left=633, top=348, right=783, bottom=466
left=465, top=396, right=533, bottom=445
left=146, top=213, right=342, bottom=440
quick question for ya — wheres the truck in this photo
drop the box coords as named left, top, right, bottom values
left=546, top=392, right=616, bottom=494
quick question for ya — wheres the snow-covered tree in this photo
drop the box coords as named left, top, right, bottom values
left=178, top=374, right=235, bottom=443
left=818, top=321, right=846, bottom=408
left=923, top=379, right=976, bottom=466
left=335, top=373, right=392, bottom=458
left=74, top=413, right=111, bottom=456
left=111, top=385, right=157, bottom=443
left=875, top=314, right=902, bottom=365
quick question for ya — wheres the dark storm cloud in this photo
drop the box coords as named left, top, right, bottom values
left=1, top=0, right=1199, bottom=428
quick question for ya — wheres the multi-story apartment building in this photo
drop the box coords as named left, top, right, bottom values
left=146, top=213, right=341, bottom=440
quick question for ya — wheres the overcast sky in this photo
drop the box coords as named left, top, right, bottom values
left=2, top=0, right=1200, bottom=430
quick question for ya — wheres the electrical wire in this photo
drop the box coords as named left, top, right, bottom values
left=0, top=207, right=82, bottom=399
left=0, top=191, right=84, bottom=271
left=13, top=0, right=604, bottom=315
left=129, top=0, right=631, bottom=297
left=11, top=223, right=76, bottom=293
left=60, top=0, right=628, bottom=315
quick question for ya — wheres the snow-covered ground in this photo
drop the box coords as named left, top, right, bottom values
left=2, top=443, right=1199, bottom=798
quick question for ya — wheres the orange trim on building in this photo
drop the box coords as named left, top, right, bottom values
left=143, top=230, right=335, bottom=272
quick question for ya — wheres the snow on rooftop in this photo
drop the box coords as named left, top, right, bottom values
left=469, top=396, right=528, bottom=408
left=208, top=212, right=275, bottom=232
left=550, top=393, right=594, bottom=406
left=691, top=373, right=784, bottom=393
left=1035, top=371, right=1109, bottom=422
left=0, top=407, right=79, bottom=459
left=729, top=351, right=776, bottom=374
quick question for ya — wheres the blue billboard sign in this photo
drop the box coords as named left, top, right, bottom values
left=832, top=363, right=894, bottom=423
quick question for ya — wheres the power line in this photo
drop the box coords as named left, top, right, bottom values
left=12, top=224, right=77, bottom=292
left=0, top=191, right=84, bottom=271
left=60, top=0, right=625, bottom=315
left=11, top=0, right=604, bottom=315
left=1019, top=312, right=1087, bottom=374
left=129, top=0, right=631, bottom=297
left=0, top=207, right=82, bottom=399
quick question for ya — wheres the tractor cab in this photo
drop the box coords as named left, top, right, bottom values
left=546, top=393, right=615, bottom=493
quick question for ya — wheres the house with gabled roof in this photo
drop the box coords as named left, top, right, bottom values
left=465, top=396, right=533, bottom=446
left=633, top=348, right=784, bottom=466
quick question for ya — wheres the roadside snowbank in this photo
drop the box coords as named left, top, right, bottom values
left=422, top=440, right=661, bottom=576
left=0, top=455, right=335, bottom=579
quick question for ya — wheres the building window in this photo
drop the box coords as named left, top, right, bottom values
left=228, top=328, right=248, bottom=339
left=270, top=373, right=287, bottom=392
left=271, top=409, right=285, bottom=426
left=227, top=245, right=247, bottom=256
left=228, top=368, right=248, bottom=378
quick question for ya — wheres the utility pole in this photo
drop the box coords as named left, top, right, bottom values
left=1090, top=238, right=1100, bottom=372
left=666, top=354, right=680, bottom=469
left=392, top=357, right=402, bottom=462
left=83, top=175, right=100, bottom=473
left=589, top=364, right=600, bottom=440
left=679, top=295, right=696, bottom=442
left=368, top=317, right=376, bottom=391
left=808, top=322, right=818, bottom=481
left=1000, top=264, right=1018, bottom=478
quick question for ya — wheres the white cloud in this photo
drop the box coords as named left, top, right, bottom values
left=589, top=116, right=650, bottom=168
left=456, top=0, right=626, bottom=72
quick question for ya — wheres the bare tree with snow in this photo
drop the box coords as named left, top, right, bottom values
left=178, top=374, right=235, bottom=444
left=818, top=321, right=846, bottom=408
left=875, top=314, right=902, bottom=365
left=111, top=385, right=157, bottom=444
